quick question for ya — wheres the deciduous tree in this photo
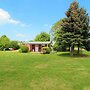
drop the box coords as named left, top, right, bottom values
left=0, top=35, right=10, bottom=50
left=35, top=32, right=50, bottom=41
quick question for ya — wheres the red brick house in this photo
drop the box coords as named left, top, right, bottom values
left=23, top=41, right=50, bottom=52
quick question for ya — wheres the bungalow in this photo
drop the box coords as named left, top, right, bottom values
left=23, top=41, right=51, bottom=52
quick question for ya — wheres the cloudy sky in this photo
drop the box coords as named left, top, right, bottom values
left=0, top=0, right=90, bottom=41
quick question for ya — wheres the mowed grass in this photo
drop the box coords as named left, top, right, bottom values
left=0, top=51, right=90, bottom=90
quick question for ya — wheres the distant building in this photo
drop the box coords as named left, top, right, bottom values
left=23, top=41, right=51, bottom=52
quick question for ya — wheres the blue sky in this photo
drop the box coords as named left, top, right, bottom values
left=0, top=0, right=90, bottom=41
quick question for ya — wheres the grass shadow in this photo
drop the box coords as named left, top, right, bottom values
left=57, top=52, right=70, bottom=56
left=57, top=52, right=89, bottom=58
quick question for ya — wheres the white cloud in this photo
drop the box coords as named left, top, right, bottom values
left=0, top=8, right=19, bottom=24
left=44, top=24, right=52, bottom=28
left=16, top=34, right=26, bottom=37
left=20, top=23, right=32, bottom=28
left=0, top=8, right=31, bottom=27
left=9, top=19, right=20, bottom=25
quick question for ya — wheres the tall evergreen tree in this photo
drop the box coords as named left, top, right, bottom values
left=61, top=1, right=89, bottom=55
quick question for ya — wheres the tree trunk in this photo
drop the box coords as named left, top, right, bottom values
left=77, top=45, right=80, bottom=55
left=70, top=45, right=74, bottom=56
left=68, top=46, right=70, bottom=51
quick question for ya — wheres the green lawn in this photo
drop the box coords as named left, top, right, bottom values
left=0, top=51, right=90, bottom=90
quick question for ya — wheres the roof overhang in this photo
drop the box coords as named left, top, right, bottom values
left=23, top=41, right=51, bottom=44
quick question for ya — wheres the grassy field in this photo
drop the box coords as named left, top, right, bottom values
left=0, top=51, right=90, bottom=90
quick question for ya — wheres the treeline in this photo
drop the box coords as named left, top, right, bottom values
left=0, top=35, right=20, bottom=51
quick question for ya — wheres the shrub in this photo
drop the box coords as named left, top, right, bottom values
left=84, top=40, right=90, bottom=51
left=19, top=45, right=29, bottom=53
left=41, top=47, right=51, bottom=54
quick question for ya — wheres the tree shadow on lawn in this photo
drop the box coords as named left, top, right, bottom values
left=57, top=52, right=89, bottom=58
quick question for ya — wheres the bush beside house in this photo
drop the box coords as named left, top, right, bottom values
left=19, top=45, right=29, bottom=53
left=41, top=47, right=51, bottom=54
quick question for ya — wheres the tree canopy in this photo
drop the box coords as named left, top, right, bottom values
left=35, top=32, right=50, bottom=41
left=10, top=41, right=20, bottom=50
left=0, top=35, right=20, bottom=50
left=0, top=35, right=10, bottom=50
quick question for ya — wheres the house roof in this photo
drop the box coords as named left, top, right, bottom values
left=23, top=41, right=51, bottom=44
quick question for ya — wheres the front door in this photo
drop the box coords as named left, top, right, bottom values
left=35, top=45, right=38, bottom=52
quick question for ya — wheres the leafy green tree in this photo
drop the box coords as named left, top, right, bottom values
left=51, top=19, right=63, bottom=31
left=0, top=35, right=10, bottom=50
left=51, top=19, right=67, bottom=51
left=10, top=41, right=20, bottom=50
left=51, top=19, right=63, bottom=42
left=35, top=32, right=50, bottom=41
